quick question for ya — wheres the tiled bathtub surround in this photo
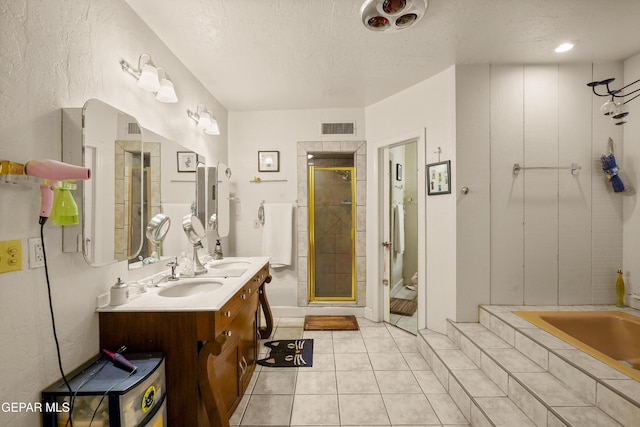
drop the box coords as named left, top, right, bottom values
left=420, top=305, right=640, bottom=427
left=232, top=316, right=469, bottom=426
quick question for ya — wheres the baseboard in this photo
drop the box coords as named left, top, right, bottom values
left=271, top=305, right=366, bottom=318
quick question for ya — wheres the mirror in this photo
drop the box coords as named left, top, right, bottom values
left=62, top=99, right=207, bottom=270
left=135, top=128, right=205, bottom=270
left=62, top=99, right=145, bottom=266
left=216, top=163, right=231, bottom=238
left=144, top=213, right=171, bottom=264
left=182, top=214, right=207, bottom=275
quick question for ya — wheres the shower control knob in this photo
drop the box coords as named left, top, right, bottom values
left=461, top=187, right=470, bottom=195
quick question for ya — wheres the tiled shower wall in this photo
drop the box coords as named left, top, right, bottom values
left=297, top=141, right=367, bottom=306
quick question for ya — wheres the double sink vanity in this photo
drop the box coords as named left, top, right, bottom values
left=60, top=98, right=263, bottom=426
left=98, top=257, right=273, bottom=427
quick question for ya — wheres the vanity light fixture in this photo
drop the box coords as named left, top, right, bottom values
left=360, top=0, right=428, bottom=32
left=187, top=106, right=220, bottom=135
left=120, top=53, right=178, bottom=103
left=587, top=77, right=640, bottom=125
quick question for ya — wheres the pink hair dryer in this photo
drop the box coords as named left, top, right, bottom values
left=24, top=159, right=91, bottom=224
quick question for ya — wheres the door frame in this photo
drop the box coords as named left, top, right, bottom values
left=365, top=128, right=427, bottom=330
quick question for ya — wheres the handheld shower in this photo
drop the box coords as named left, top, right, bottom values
left=24, top=159, right=91, bottom=224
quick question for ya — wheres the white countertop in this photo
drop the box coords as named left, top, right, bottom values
left=97, top=257, right=270, bottom=312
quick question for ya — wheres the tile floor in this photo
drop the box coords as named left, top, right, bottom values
left=231, top=317, right=469, bottom=426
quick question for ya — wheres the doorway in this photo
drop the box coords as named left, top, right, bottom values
left=308, top=162, right=356, bottom=302
left=382, top=141, right=419, bottom=334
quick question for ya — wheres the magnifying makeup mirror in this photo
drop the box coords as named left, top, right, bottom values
left=182, top=214, right=207, bottom=274
left=144, top=213, right=171, bottom=263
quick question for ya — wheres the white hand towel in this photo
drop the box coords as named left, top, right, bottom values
left=394, top=203, right=405, bottom=255
left=261, top=203, right=293, bottom=268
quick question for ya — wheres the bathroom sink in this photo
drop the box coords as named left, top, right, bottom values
left=207, top=260, right=251, bottom=269
left=158, top=280, right=224, bottom=298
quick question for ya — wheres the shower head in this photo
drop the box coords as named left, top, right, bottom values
left=334, top=170, right=351, bottom=182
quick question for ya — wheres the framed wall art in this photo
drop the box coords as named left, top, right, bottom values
left=258, top=151, right=280, bottom=172
left=427, top=160, right=451, bottom=195
left=177, top=151, right=198, bottom=172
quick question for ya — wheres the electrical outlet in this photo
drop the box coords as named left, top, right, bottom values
left=0, top=240, right=22, bottom=274
left=28, top=238, right=45, bottom=269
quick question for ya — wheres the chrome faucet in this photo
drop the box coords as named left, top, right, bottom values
left=166, top=261, right=180, bottom=281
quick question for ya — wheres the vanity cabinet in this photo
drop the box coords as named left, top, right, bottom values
left=98, top=262, right=272, bottom=427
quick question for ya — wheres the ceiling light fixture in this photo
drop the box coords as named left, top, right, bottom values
left=554, top=42, right=574, bottom=53
left=360, top=0, right=428, bottom=32
left=187, top=106, right=220, bottom=135
left=587, top=77, right=640, bottom=125
left=120, top=53, right=178, bottom=103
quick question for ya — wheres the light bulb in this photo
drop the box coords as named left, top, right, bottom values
left=137, top=63, right=160, bottom=92
left=205, top=118, right=220, bottom=135
left=156, top=78, right=178, bottom=103
left=198, top=111, right=212, bottom=129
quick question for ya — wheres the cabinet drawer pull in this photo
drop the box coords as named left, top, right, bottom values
left=254, top=277, right=260, bottom=283
left=247, top=288, right=252, bottom=293
left=223, top=330, right=232, bottom=337
left=224, top=310, right=232, bottom=317
left=238, top=360, right=246, bottom=375
left=241, top=294, right=247, bottom=300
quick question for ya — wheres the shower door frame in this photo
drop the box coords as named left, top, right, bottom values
left=307, top=166, right=357, bottom=302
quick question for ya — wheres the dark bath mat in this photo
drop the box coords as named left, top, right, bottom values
left=257, top=339, right=313, bottom=368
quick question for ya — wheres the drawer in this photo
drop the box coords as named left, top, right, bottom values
left=213, top=265, right=268, bottom=337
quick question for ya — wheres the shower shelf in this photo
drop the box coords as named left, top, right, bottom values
left=0, top=174, right=77, bottom=190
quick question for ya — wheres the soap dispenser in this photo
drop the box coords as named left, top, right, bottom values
left=213, top=239, right=224, bottom=260
left=109, top=277, right=129, bottom=306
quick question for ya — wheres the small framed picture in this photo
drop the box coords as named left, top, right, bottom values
left=427, top=160, right=451, bottom=195
left=258, top=151, right=280, bottom=172
left=396, top=164, right=403, bottom=181
left=177, top=151, right=198, bottom=172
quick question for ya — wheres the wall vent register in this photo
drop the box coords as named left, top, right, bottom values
left=320, top=122, right=356, bottom=136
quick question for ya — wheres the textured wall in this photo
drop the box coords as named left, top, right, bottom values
left=0, top=1, right=226, bottom=425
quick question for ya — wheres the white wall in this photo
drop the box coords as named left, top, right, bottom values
left=0, top=0, right=227, bottom=425
left=623, top=52, right=640, bottom=307
left=454, top=62, right=626, bottom=320
left=228, top=108, right=365, bottom=308
left=365, top=67, right=457, bottom=332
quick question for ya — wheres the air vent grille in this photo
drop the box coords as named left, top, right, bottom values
left=321, top=122, right=356, bottom=135
left=127, top=122, right=141, bottom=135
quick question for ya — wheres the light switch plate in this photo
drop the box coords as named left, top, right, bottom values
left=0, top=240, right=22, bottom=274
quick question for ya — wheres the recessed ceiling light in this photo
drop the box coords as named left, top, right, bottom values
left=555, top=43, right=574, bottom=53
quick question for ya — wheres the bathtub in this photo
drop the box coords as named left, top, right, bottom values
left=515, top=310, right=640, bottom=381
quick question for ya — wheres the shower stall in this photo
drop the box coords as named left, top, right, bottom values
left=308, top=162, right=356, bottom=302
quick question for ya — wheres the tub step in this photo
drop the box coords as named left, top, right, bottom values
left=418, top=314, right=632, bottom=427
left=478, top=306, right=640, bottom=427
left=418, top=329, right=536, bottom=426
left=441, top=305, right=640, bottom=427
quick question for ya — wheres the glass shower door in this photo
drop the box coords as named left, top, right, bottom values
left=308, top=166, right=356, bottom=302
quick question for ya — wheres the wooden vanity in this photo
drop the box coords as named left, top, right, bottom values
left=98, top=260, right=273, bottom=427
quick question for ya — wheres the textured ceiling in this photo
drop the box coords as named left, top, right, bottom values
left=124, top=0, right=640, bottom=111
